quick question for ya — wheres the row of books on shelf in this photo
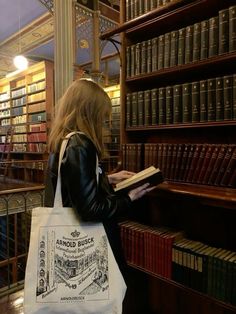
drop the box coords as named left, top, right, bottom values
left=0, top=101, right=10, bottom=110
left=121, top=143, right=236, bottom=188
left=126, top=74, right=236, bottom=127
left=12, top=96, right=27, bottom=107
left=120, top=220, right=236, bottom=305
left=8, top=81, right=45, bottom=98
left=0, top=133, right=46, bottom=143
left=0, top=143, right=47, bottom=153
left=127, top=5, right=236, bottom=77
left=126, top=0, right=176, bottom=21
left=11, top=161, right=46, bottom=170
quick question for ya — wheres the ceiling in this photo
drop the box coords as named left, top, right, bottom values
left=0, top=0, right=121, bottom=82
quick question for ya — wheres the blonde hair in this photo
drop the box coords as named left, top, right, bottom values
left=48, top=79, right=111, bottom=157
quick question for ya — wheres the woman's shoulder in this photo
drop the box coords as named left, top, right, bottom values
left=67, top=132, right=97, bottom=154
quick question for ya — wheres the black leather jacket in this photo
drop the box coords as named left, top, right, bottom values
left=44, top=133, right=131, bottom=273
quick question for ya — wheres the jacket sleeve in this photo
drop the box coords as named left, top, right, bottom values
left=60, top=137, right=132, bottom=222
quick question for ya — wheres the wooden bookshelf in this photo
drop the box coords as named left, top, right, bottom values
left=101, top=0, right=236, bottom=313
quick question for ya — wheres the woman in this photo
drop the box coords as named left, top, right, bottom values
left=44, top=79, right=153, bottom=288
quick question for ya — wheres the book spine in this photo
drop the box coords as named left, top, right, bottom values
left=126, top=46, right=131, bottom=77
left=150, top=0, right=157, bottom=10
left=219, top=8, right=229, bottom=55
left=137, top=91, right=144, bottom=126
left=173, top=84, right=182, bottom=123
left=233, top=74, right=236, bottom=119
left=191, top=81, right=200, bottom=123
left=144, top=90, right=151, bottom=126
left=147, top=39, right=152, bottom=73
left=185, top=25, right=193, bottom=64
left=165, top=144, right=173, bottom=179
left=166, top=86, right=173, bottom=124
left=159, top=87, right=166, bottom=124
left=208, top=145, right=227, bottom=185
left=170, top=30, right=178, bottom=67
left=214, top=146, right=234, bottom=186
left=138, top=0, right=144, bottom=16
left=131, top=92, right=138, bottom=127
left=207, top=78, right=216, bottom=122
left=220, top=146, right=236, bottom=186
left=229, top=5, right=236, bottom=52
left=151, top=88, right=158, bottom=125
left=135, top=43, right=141, bottom=76
left=169, top=144, right=177, bottom=180
left=126, top=0, right=131, bottom=21
left=126, top=93, right=132, bottom=127
left=200, top=80, right=208, bottom=122
left=164, top=32, right=171, bottom=68
left=182, top=83, right=192, bottom=123
left=173, top=144, right=184, bottom=181
left=200, top=20, right=209, bottom=60
left=152, top=37, right=158, bottom=72
left=223, top=75, right=233, bottom=120
left=202, top=145, right=220, bottom=184
left=141, top=41, right=147, bottom=74
left=134, top=0, right=139, bottom=18
left=192, top=145, right=207, bottom=183
left=228, top=168, right=236, bottom=187
left=158, top=35, right=165, bottom=69
left=130, top=45, right=135, bottom=77
left=144, top=0, right=150, bottom=13
left=197, top=144, right=214, bottom=184
left=215, top=77, right=224, bottom=121
left=193, top=22, right=201, bottom=62
left=182, top=144, right=195, bottom=182
left=178, top=28, right=186, bottom=65
left=186, top=145, right=203, bottom=182
left=178, top=144, right=190, bottom=181
left=209, top=16, right=219, bottom=57
left=161, top=143, right=168, bottom=178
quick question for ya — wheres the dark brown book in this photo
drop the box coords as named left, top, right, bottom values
left=144, top=143, right=151, bottom=168
left=126, top=93, right=132, bottom=127
left=158, top=35, right=165, bottom=69
left=157, top=143, right=163, bottom=171
left=144, top=90, right=151, bottom=126
left=170, top=30, right=178, bottom=67
left=150, top=0, right=157, bottom=10
left=137, top=91, right=144, bottom=126
left=233, top=74, right=236, bottom=120
left=191, top=81, right=200, bottom=123
left=215, top=77, right=224, bottom=121
left=223, top=75, right=233, bottom=120
left=147, top=39, right=152, bottom=73
left=185, top=25, right=193, bottom=64
left=161, top=143, right=168, bottom=178
left=200, top=20, right=209, bottom=60
left=209, top=16, right=219, bottom=57
left=178, top=144, right=191, bottom=181
left=186, top=144, right=203, bottom=183
left=131, top=92, right=138, bottom=127
left=165, top=144, right=173, bottom=179
left=126, top=46, right=131, bottom=77
left=158, top=87, right=166, bottom=124
left=173, top=84, right=182, bottom=123
left=182, top=83, right=192, bottom=123
left=193, top=22, right=201, bottom=62
left=200, top=80, right=208, bottom=122
left=166, top=86, right=173, bottom=124
left=169, top=144, right=178, bottom=180
left=208, top=145, right=227, bottom=185
left=228, top=168, right=236, bottom=187
left=151, top=88, right=158, bottom=125
left=141, top=41, right=147, bottom=74
left=229, top=5, right=236, bottom=52
left=197, top=144, right=215, bottom=184
left=207, top=78, right=216, bottom=122
left=202, top=145, right=220, bottom=184
left=130, top=44, right=136, bottom=77
left=173, top=144, right=184, bottom=181
left=182, top=144, right=196, bottom=182
left=164, top=32, right=171, bottom=68
left=130, top=0, right=134, bottom=20
left=178, top=28, right=186, bottom=65
left=219, top=8, right=229, bottom=55
left=135, top=43, right=141, bottom=76
left=136, top=143, right=143, bottom=172
left=214, top=145, right=235, bottom=186
left=152, top=37, right=158, bottom=72
left=122, top=144, right=127, bottom=169
left=192, top=145, right=207, bottom=183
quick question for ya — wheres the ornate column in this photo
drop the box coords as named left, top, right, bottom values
left=54, top=0, right=76, bottom=103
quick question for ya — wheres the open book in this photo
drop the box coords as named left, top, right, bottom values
left=114, top=166, right=164, bottom=192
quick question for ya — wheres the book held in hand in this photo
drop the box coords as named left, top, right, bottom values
left=114, top=166, right=164, bottom=192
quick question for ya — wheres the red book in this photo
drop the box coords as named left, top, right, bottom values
left=191, top=144, right=207, bottom=183
left=202, top=145, right=220, bottom=184
left=197, top=144, right=215, bottom=184
left=173, top=144, right=184, bottom=180
left=169, top=144, right=178, bottom=180
left=214, top=145, right=235, bottom=186
left=182, top=144, right=196, bottom=182
left=228, top=168, right=236, bottom=187
left=208, top=145, right=227, bottom=185
left=220, top=146, right=236, bottom=186
left=186, top=144, right=203, bottom=182
left=178, top=144, right=191, bottom=181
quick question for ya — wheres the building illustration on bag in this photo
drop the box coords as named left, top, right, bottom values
left=36, top=226, right=109, bottom=302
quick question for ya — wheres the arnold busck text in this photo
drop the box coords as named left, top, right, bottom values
left=56, top=237, right=94, bottom=248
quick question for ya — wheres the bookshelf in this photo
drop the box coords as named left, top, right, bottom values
left=0, top=61, right=54, bottom=184
left=101, top=0, right=236, bottom=313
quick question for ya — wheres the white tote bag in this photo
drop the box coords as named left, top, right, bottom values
left=24, top=132, right=127, bottom=314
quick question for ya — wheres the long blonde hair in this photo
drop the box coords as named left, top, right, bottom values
left=48, top=79, right=111, bottom=157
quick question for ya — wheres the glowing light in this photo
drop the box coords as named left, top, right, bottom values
left=13, top=55, right=28, bottom=70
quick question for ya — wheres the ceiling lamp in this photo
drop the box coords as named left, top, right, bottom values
left=13, top=55, right=28, bottom=70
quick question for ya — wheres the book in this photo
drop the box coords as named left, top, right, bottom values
left=223, top=75, right=233, bottom=120
left=185, top=25, right=193, bottom=64
left=200, top=80, right=208, bottom=122
left=193, top=22, right=201, bottom=62
left=219, top=8, right=229, bottom=55
left=229, top=5, right=236, bottom=52
left=215, top=77, right=224, bottom=121
left=200, top=20, right=209, bottom=60
left=170, top=30, right=178, bottom=67
left=114, top=165, right=164, bottom=192
left=173, top=84, right=182, bottom=123
left=178, top=28, right=186, bottom=65
left=209, top=16, right=219, bottom=57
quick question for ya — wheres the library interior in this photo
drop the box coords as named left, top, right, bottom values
left=0, top=0, right=236, bottom=313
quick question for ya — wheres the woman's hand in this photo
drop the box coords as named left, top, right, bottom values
left=128, top=183, right=156, bottom=201
left=108, top=170, right=135, bottom=185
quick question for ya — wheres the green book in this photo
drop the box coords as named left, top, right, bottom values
left=164, top=32, right=171, bottom=68
left=152, top=37, right=158, bottom=72
left=200, top=80, right=208, bottom=122
left=166, top=86, right=173, bottom=124
left=207, top=78, right=216, bottom=121
left=131, top=92, right=138, bottom=126
left=126, top=46, right=131, bottom=77
left=158, top=87, right=166, bottom=124
left=170, top=30, right=178, bottom=67
left=126, top=93, right=132, bottom=127
left=229, top=5, right=236, bottom=52
left=233, top=74, right=236, bottom=119
left=158, top=35, right=165, bottom=69
left=144, top=90, right=151, bottom=126
left=130, top=44, right=136, bottom=77
left=185, top=25, right=193, bottom=64
left=141, top=41, right=147, bottom=74
left=151, top=88, right=158, bottom=125
left=223, top=75, right=233, bottom=120
left=193, top=22, right=201, bottom=62
left=191, top=81, right=200, bottom=122
left=178, top=28, right=185, bottom=65
left=135, top=43, right=141, bottom=76
left=219, top=8, right=229, bottom=55
left=209, top=16, right=219, bottom=57
left=147, top=39, right=152, bottom=73
left=200, top=20, right=209, bottom=60
left=126, top=0, right=131, bottom=21
left=207, top=248, right=222, bottom=297
left=216, top=77, right=224, bottom=121
left=138, top=0, right=144, bottom=16
left=173, top=84, right=182, bottom=123
left=137, top=91, right=144, bottom=126
left=182, top=83, right=192, bottom=123
left=225, top=255, right=236, bottom=304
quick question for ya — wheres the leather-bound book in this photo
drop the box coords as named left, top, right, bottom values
left=191, top=81, right=200, bottom=123
left=229, top=5, right=236, bottom=52
left=126, top=93, right=132, bottom=127
left=137, top=91, right=144, bottom=126
left=126, top=46, right=131, bottom=78
left=152, top=37, right=158, bottom=72
left=182, top=83, right=192, bottom=123
left=164, top=32, right=171, bottom=68
left=151, top=88, right=158, bottom=125
left=233, top=74, right=236, bottom=120
left=170, top=30, right=178, bottom=67
left=144, top=89, right=151, bottom=126
left=214, top=145, right=234, bottom=186
left=131, top=92, right=138, bottom=127
left=207, top=78, right=216, bottom=122
left=178, top=28, right=186, bottom=65
left=209, top=16, right=219, bottom=57
left=200, top=80, right=208, bottom=122
left=208, top=145, right=227, bottom=185
left=159, top=87, right=166, bottom=124
left=173, top=84, right=182, bottom=124
left=202, top=145, right=220, bottom=184
left=135, top=43, right=141, bottom=76
left=141, top=41, right=147, bottom=74
left=216, top=77, right=224, bottom=121
left=223, top=75, right=233, bottom=120
left=185, top=25, right=193, bottom=64
left=166, top=86, right=173, bottom=124
left=219, top=8, right=229, bottom=55
left=147, top=39, right=152, bottom=73
left=130, top=44, right=136, bottom=77
left=200, top=20, right=209, bottom=60
left=193, top=22, right=201, bottom=62
left=158, top=35, right=165, bottom=69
